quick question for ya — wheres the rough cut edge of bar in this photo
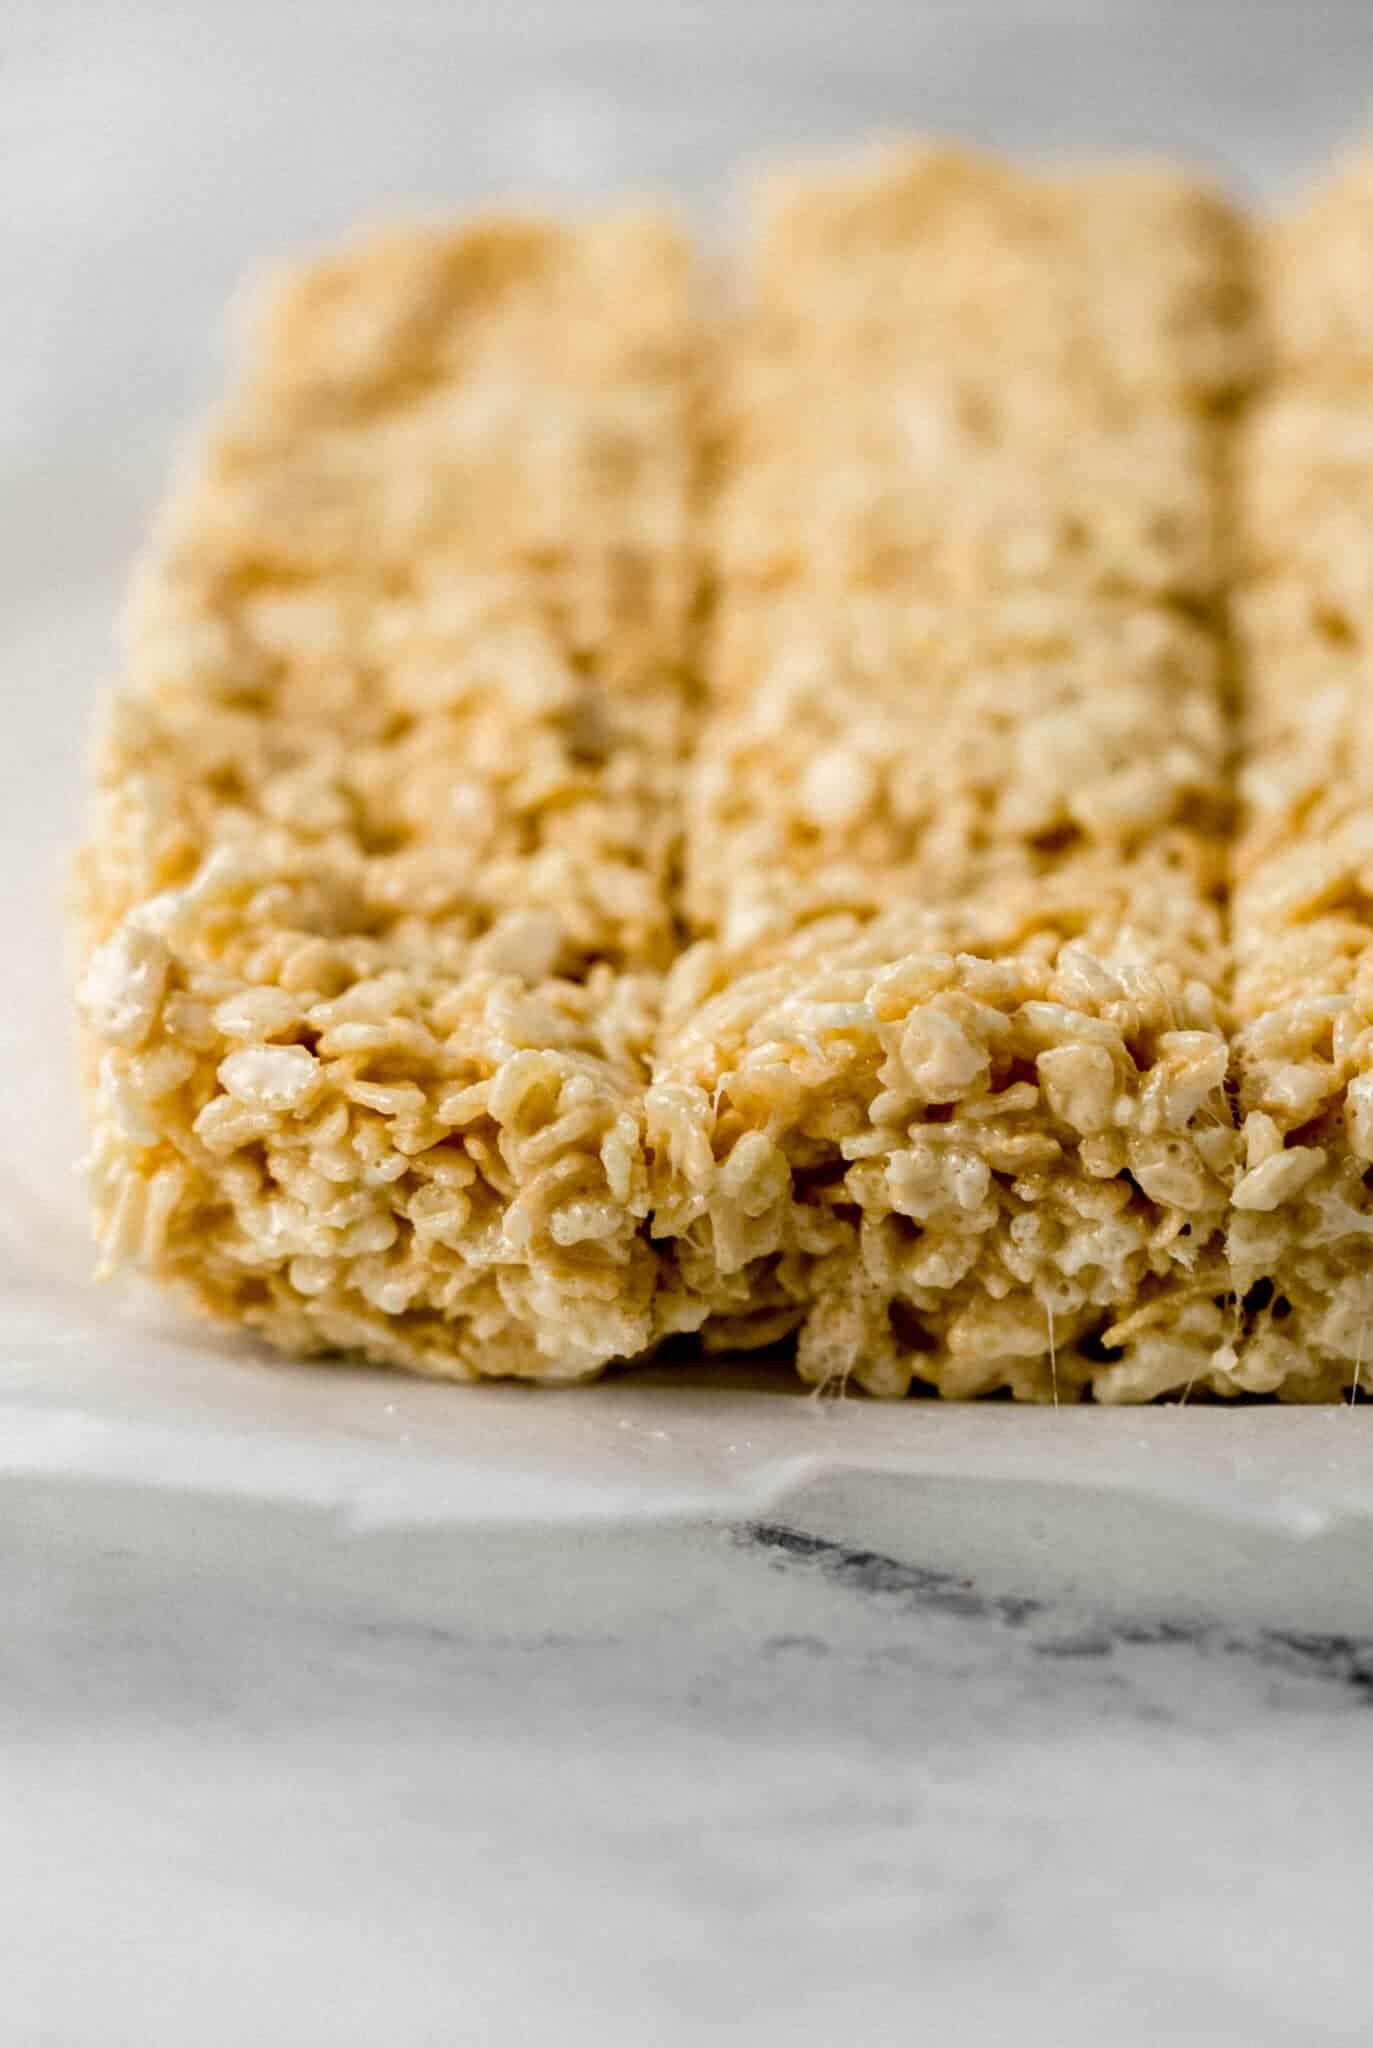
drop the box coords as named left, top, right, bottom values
left=648, top=862, right=1242, bottom=1404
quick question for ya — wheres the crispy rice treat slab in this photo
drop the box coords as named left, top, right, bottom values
left=75, top=212, right=700, bottom=1381
left=653, top=146, right=1255, bottom=1402
left=86, top=142, right=1373, bottom=1405
left=1228, top=155, right=1373, bottom=1398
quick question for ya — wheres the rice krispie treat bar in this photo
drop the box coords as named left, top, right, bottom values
left=82, top=143, right=1372, bottom=1405
left=653, top=148, right=1253, bottom=1400
left=1227, top=156, right=1373, bottom=1398
left=75, top=213, right=700, bottom=1380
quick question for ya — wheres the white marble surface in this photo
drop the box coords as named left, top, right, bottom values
left=7, top=1467, right=1373, bottom=2048
left=8, top=3, right=1373, bottom=2042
